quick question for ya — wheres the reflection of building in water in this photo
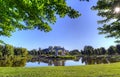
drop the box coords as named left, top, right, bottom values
left=36, top=57, right=65, bottom=66
left=53, top=60, right=65, bottom=66
left=47, top=59, right=65, bottom=66
left=28, top=56, right=120, bottom=66
left=48, top=60, right=53, bottom=66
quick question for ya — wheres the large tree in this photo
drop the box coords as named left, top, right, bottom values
left=92, top=0, right=120, bottom=42
left=83, top=46, right=94, bottom=55
left=69, top=49, right=80, bottom=55
left=0, top=0, right=82, bottom=39
left=107, top=46, right=117, bottom=55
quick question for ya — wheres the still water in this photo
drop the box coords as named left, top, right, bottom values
left=26, top=58, right=85, bottom=67
left=25, top=56, right=120, bottom=67
left=0, top=56, right=119, bottom=67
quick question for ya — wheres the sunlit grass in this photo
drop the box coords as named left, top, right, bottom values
left=1, top=62, right=120, bottom=77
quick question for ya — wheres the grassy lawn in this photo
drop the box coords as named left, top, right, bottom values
left=0, top=63, right=120, bottom=77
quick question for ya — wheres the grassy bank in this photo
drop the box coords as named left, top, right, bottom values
left=1, top=63, right=120, bottom=77
left=49, top=55, right=76, bottom=59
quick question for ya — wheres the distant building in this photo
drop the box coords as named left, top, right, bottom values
left=42, top=46, right=68, bottom=56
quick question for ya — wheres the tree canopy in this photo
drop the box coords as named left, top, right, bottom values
left=92, top=0, right=120, bottom=42
left=0, top=0, right=82, bottom=38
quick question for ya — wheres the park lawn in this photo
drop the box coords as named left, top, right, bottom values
left=0, top=63, right=120, bottom=77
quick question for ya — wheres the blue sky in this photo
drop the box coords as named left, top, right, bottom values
left=1, top=0, right=117, bottom=50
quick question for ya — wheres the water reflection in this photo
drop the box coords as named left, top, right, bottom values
left=0, top=56, right=120, bottom=67
left=27, top=58, right=67, bottom=66
left=26, top=56, right=120, bottom=67
left=81, top=56, right=120, bottom=65
left=0, top=57, right=27, bottom=67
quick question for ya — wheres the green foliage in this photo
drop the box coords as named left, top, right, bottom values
left=21, top=48, right=28, bottom=57
left=108, top=46, right=117, bottom=55
left=4, top=44, right=14, bottom=56
left=92, top=0, right=120, bottom=42
left=14, top=47, right=28, bottom=56
left=0, top=40, right=5, bottom=44
left=14, top=47, right=22, bottom=56
left=29, top=49, right=38, bottom=55
left=99, top=47, right=106, bottom=55
left=51, top=55, right=76, bottom=59
left=0, top=44, right=28, bottom=57
left=69, top=49, right=80, bottom=55
left=81, top=44, right=120, bottom=55
left=116, top=44, right=120, bottom=54
left=0, top=0, right=80, bottom=38
left=0, top=56, right=27, bottom=67
left=83, top=46, right=94, bottom=55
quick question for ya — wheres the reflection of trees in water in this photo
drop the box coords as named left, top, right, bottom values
left=81, top=57, right=109, bottom=65
left=0, top=57, right=27, bottom=67
left=74, top=56, right=80, bottom=61
left=2, top=56, right=120, bottom=67
left=81, top=56, right=120, bottom=65
left=29, top=57, right=66, bottom=66
left=53, top=60, right=65, bottom=66
left=12, top=58, right=27, bottom=67
left=29, top=56, right=120, bottom=66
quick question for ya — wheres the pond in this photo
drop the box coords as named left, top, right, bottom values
left=0, top=56, right=120, bottom=67
left=25, top=56, right=120, bottom=67
left=26, top=58, right=85, bottom=67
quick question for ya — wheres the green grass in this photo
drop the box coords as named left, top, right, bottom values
left=1, top=63, right=120, bottom=77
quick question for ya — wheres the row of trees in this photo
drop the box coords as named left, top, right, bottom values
left=28, top=45, right=120, bottom=56
left=28, top=48, right=42, bottom=56
left=29, top=46, right=70, bottom=56
left=0, top=44, right=28, bottom=57
left=1, top=44, right=120, bottom=57
left=81, top=45, right=120, bottom=55
left=0, top=44, right=80, bottom=57
left=28, top=49, right=82, bottom=56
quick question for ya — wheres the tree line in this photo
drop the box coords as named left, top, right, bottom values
left=22, top=44, right=120, bottom=56
left=0, top=44, right=28, bottom=57
left=28, top=46, right=69, bottom=56
left=1, top=44, right=120, bottom=57
left=81, top=44, right=120, bottom=55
